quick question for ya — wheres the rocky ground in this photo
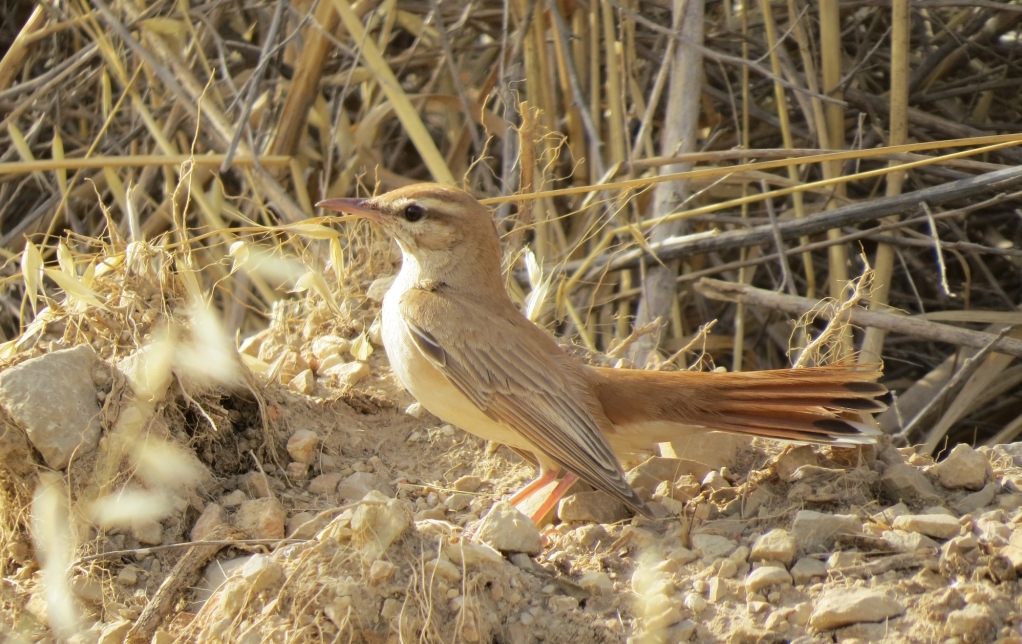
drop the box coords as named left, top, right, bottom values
left=4, top=310, right=1022, bottom=644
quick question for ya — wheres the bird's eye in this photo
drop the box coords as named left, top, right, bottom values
left=403, top=204, right=426, bottom=222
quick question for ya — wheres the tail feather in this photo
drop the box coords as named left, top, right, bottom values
left=588, top=364, right=887, bottom=447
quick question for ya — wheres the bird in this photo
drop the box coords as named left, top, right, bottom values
left=317, top=184, right=887, bottom=523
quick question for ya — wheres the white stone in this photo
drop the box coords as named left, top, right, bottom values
left=745, top=566, right=792, bottom=593
left=309, top=472, right=343, bottom=495
left=809, top=588, right=904, bottom=629
left=881, top=463, right=940, bottom=502
left=790, top=557, right=827, bottom=585
left=234, top=497, right=286, bottom=539
left=691, top=533, right=736, bottom=559
left=311, top=335, right=350, bottom=359
left=791, top=511, right=861, bottom=551
left=475, top=502, right=542, bottom=555
left=404, top=402, right=425, bottom=418
left=0, top=345, right=103, bottom=469
left=446, top=541, right=503, bottom=567
left=578, top=571, right=613, bottom=594
left=286, top=430, right=319, bottom=464
left=350, top=490, right=410, bottom=562
left=683, top=593, right=707, bottom=613
left=97, top=619, right=131, bottom=644
left=288, top=369, right=315, bottom=394
left=931, top=443, right=989, bottom=490
left=369, top=560, right=398, bottom=582
left=945, top=603, right=993, bottom=637
left=323, top=361, right=369, bottom=386
left=750, top=529, right=796, bottom=565
left=241, top=554, right=283, bottom=593
left=881, top=530, right=939, bottom=552
left=191, top=503, right=227, bottom=541
left=424, top=557, right=462, bottom=581
left=892, top=514, right=960, bottom=540
left=336, top=471, right=393, bottom=501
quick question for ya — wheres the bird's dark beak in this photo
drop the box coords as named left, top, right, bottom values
left=316, top=197, right=380, bottom=222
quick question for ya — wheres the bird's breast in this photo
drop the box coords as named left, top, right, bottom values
left=380, top=294, right=537, bottom=453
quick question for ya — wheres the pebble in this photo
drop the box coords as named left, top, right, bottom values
left=668, top=547, right=698, bottom=565
left=116, top=566, right=138, bottom=586
left=880, top=463, right=940, bottom=502
left=234, top=497, right=286, bottom=539
left=790, top=557, right=827, bottom=585
left=809, top=587, right=904, bottom=630
left=881, top=530, right=939, bottom=552
left=288, top=369, right=315, bottom=394
left=775, top=445, right=819, bottom=482
left=240, top=471, right=272, bottom=499
left=827, top=552, right=863, bottom=569
left=791, top=510, right=861, bottom=551
left=337, top=471, right=394, bottom=501
left=286, top=430, right=319, bottom=464
left=750, top=528, right=796, bottom=566
left=691, top=534, right=737, bottom=559
left=892, top=514, right=961, bottom=540
left=445, top=541, right=503, bottom=567
left=0, top=345, right=103, bottom=469
left=404, top=402, right=425, bottom=418
left=557, top=491, right=630, bottom=524
left=580, top=576, right=609, bottom=596
left=286, top=512, right=324, bottom=539
left=931, top=444, right=989, bottom=490
left=443, top=493, right=474, bottom=511
left=745, top=566, right=792, bottom=593
left=574, top=524, right=610, bottom=548
left=474, top=502, right=542, bottom=554
left=241, top=554, right=284, bottom=594
left=717, top=559, right=738, bottom=579
left=424, top=557, right=461, bottom=581
left=322, top=361, right=370, bottom=386
left=97, top=619, right=131, bottom=644
left=381, top=598, right=401, bottom=620
left=453, top=475, right=482, bottom=492
left=701, top=471, right=730, bottom=491
left=311, top=335, right=351, bottom=359
left=945, top=603, right=994, bottom=637
left=350, top=490, right=410, bottom=562
left=286, top=462, right=308, bottom=480
left=132, top=520, right=163, bottom=546
left=221, top=489, right=248, bottom=508
left=952, top=482, right=997, bottom=515
left=626, top=457, right=710, bottom=495
left=369, top=560, right=398, bottom=583
left=309, top=472, right=344, bottom=495
left=683, top=593, right=707, bottom=613
left=190, top=503, right=228, bottom=541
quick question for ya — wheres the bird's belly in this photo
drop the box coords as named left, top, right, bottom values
left=382, top=308, right=538, bottom=453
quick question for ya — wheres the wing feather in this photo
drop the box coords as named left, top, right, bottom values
left=400, top=289, right=650, bottom=516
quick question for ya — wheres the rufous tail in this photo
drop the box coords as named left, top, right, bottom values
left=589, top=365, right=887, bottom=445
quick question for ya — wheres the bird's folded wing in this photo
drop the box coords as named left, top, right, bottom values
left=398, top=289, right=647, bottom=513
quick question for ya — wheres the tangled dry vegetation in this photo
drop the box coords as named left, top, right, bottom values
left=6, top=0, right=1022, bottom=642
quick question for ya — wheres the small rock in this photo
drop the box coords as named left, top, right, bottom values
left=288, top=369, right=315, bottom=394
left=323, top=361, right=369, bottom=386
left=446, top=476, right=481, bottom=494
left=191, top=503, right=228, bottom=541
left=350, top=490, right=410, bottom=562
left=286, top=462, right=309, bottom=480
left=444, top=493, right=474, bottom=511
left=826, top=551, right=862, bottom=569
left=790, top=557, right=827, bottom=585
left=318, top=354, right=345, bottom=373
left=132, top=520, right=163, bottom=546
left=791, top=510, right=861, bottom=551
left=381, top=597, right=402, bottom=620
left=668, top=547, right=698, bottom=565
left=286, top=430, right=319, bottom=464
left=809, top=587, right=904, bottom=630
left=337, top=471, right=394, bottom=501
left=579, top=571, right=613, bottom=595
left=574, top=524, right=610, bottom=548
left=475, top=502, right=542, bottom=554
left=881, top=530, right=939, bottom=552
left=286, top=511, right=324, bottom=539
left=557, top=491, right=630, bottom=524
left=745, top=566, right=792, bottom=593
left=683, top=592, right=707, bottom=613
left=871, top=503, right=909, bottom=526
left=424, top=556, right=462, bottom=581
left=881, top=463, right=940, bottom=503
left=999, top=544, right=1022, bottom=572
left=931, top=444, right=989, bottom=490
left=404, top=402, right=425, bottom=418
left=311, top=335, right=350, bottom=359
left=789, top=602, right=811, bottom=626
left=776, top=445, right=819, bottom=482
left=691, top=533, right=737, bottom=559
left=717, top=559, right=738, bottom=579
left=116, top=566, right=138, bottom=585
left=369, top=560, right=398, bottom=582
left=0, top=345, right=103, bottom=469
left=241, top=554, right=283, bottom=593
left=234, top=497, right=286, bottom=539
left=892, top=514, right=961, bottom=540
left=309, top=472, right=343, bottom=495
left=446, top=541, right=503, bottom=567
left=239, top=472, right=272, bottom=498
left=626, top=457, right=711, bottom=497
left=701, top=470, right=729, bottom=491
left=97, top=619, right=131, bottom=644
left=952, top=482, right=997, bottom=515
left=945, top=603, right=994, bottom=638
left=221, top=489, right=247, bottom=508
left=674, top=475, right=703, bottom=500
left=750, top=529, right=796, bottom=566
left=707, top=577, right=727, bottom=601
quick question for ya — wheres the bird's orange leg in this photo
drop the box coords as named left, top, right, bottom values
left=526, top=472, right=578, bottom=526
left=508, top=469, right=559, bottom=505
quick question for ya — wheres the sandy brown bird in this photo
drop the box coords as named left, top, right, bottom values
left=318, top=184, right=887, bottom=521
